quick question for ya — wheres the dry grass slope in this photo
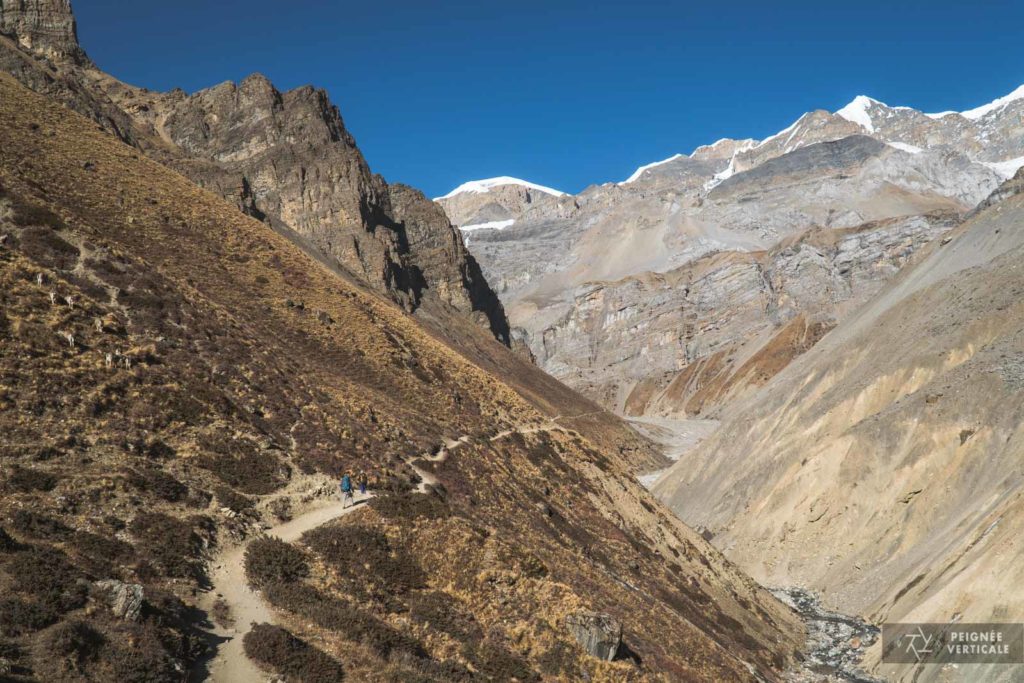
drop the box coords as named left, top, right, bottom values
left=0, top=73, right=802, bottom=681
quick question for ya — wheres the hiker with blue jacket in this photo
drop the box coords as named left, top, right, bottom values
left=340, top=471, right=353, bottom=508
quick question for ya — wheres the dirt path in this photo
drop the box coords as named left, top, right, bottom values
left=489, top=417, right=569, bottom=442
left=200, top=491, right=372, bottom=683
left=201, top=422, right=565, bottom=680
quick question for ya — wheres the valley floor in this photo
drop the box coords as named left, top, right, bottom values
left=627, top=416, right=719, bottom=488
left=632, top=415, right=884, bottom=682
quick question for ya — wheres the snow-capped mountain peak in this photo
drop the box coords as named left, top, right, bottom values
left=835, top=95, right=881, bottom=133
left=620, top=154, right=686, bottom=184
left=435, top=176, right=566, bottom=200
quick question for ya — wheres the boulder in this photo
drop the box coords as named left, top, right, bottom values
left=94, top=579, right=144, bottom=622
left=565, top=611, right=622, bottom=661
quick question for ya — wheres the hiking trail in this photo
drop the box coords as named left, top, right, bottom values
left=199, top=488, right=372, bottom=683
left=200, top=417, right=579, bottom=681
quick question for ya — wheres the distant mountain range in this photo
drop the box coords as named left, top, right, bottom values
left=436, top=84, right=1024, bottom=417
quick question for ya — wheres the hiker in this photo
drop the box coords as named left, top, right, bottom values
left=357, top=471, right=368, bottom=497
left=340, top=472, right=353, bottom=508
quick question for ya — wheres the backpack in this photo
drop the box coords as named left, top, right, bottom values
left=341, top=475, right=352, bottom=492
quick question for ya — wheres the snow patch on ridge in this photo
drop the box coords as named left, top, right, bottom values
left=693, top=138, right=733, bottom=154
left=981, top=156, right=1024, bottom=180
left=755, top=116, right=802, bottom=150
left=620, top=154, right=685, bottom=184
left=704, top=157, right=738, bottom=192
left=886, top=141, right=923, bottom=154
left=959, top=84, right=1024, bottom=120
left=458, top=219, right=516, bottom=232
left=435, top=177, right=565, bottom=200
left=836, top=95, right=878, bottom=133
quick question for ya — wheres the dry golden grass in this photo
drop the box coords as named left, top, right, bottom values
left=0, top=73, right=803, bottom=681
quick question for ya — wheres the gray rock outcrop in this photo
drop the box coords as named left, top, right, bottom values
left=565, top=611, right=622, bottom=661
left=93, top=579, right=145, bottom=622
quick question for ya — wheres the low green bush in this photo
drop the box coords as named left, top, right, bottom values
left=264, top=582, right=425, bottom=659
left=129, top=513, right=203, bottom=579
left=370, top=492, right=449, bottom=522
left=242, top=624, right=344, bottom=682
left=302, top=524, right=425, bottom=596
left=5, top=466, right=58, bottom=493
left=244, top=537, right=309, bottom=589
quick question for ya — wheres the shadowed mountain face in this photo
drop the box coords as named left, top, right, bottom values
left=0, top=0, right=511, bottom=347
left=0, top=70, right=805, bottom=682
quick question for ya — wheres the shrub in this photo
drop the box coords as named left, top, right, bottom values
left=9, top=197, right=66, bottom=231
left=211, top=599, right=232, bottom=628
left=6, top=546, right=86, bottom=604
left=302, top=524, right=425, bottom=596
left=409, top=591, right=481, bottom=641
left=36, top=619, right=104, bottom=666
left=242, top=624, right=344, bottom=683
left=244, top=537, right=309, bottom=589
left=370, top=492, right=449, bottom=522
left=536, top=641, right=576, bottom=677
left=129, top=513, right=203, bottom=579
left=0, top=526, right=19, bottom=551
left=269, top=497, right=293, bottom=522
left=467, top=641, right=540, bottom=682
left=69, top=530, right=135, bottom=576
left=213, top=485, right=255, bottom=514
left=381, top=658, right=476, bottom=682
left=0, top=639, right=28, bottom=678
left=264, top=582, right=425, bottom=659
left=18, top=227, right=79, bottom=270
left=32, top=445, right=65, bottom=461
left=102, top=621, right=182, bottom=683
left=9, top=509, right=71, bottom=540
left=126, top=468, right=188, bottom=503
left=138, top=590, right=208, bottom=667
left=0, top=598, right=57, bottom=636
left=5, top=465, right=58, bottom=492
left=195, top=450, right=285, bottom=495
left=143, top=439, right=176, bottom=460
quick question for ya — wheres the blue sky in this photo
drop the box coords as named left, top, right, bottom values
left=75, top=0, right=1023, bottom=197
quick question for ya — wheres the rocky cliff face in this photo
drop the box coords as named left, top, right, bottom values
left=449, top=139, right=1000, bottom=416
left=0, top=0, right=86, bottom=63
left=537, top=211, right=961, bottom=416
left=0, top=3, right=512, bottom=345
left=108, top=74, right=512, bottom=343
left=440, top=88, right=1024, bottom=416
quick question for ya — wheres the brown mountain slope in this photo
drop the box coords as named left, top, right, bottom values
left=0, top=74, right=803, bottom=681
left=0, top=0, right=511, bottom=346
left=654, top=171, right=1024, bottom=681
